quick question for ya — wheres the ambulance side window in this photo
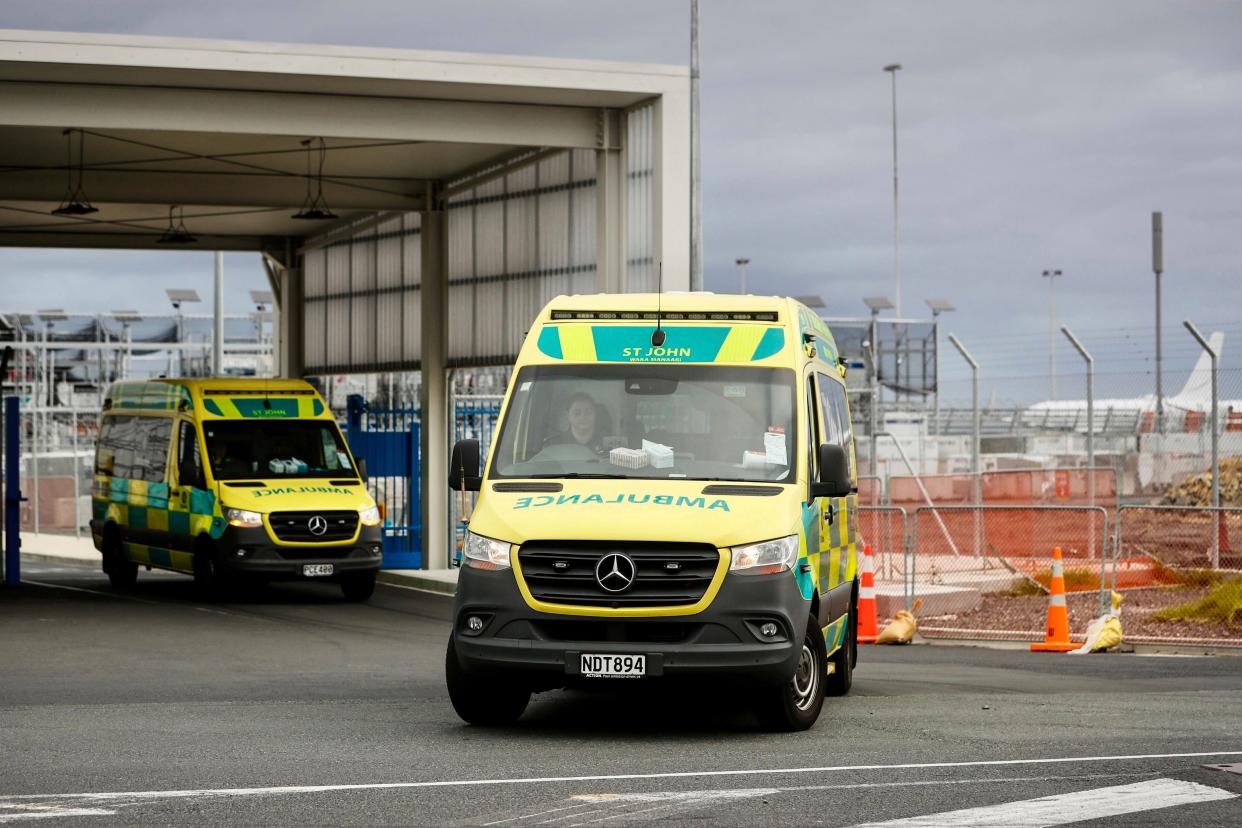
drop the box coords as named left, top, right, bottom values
left=816, top=373, right=855, bottom=483
left=135, top=417, right=172, bottom=483
left=94, top=417, right=116, bottom=475
left=106, top=416, right=140, bottom=480
left=178, top=421, right=205, bottom=489
left=805, top=375, right=820, bottom=484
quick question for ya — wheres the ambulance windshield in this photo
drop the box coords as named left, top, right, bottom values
left=203, top=421, right=354, bottom=480
left=491, top=364, right=797, bottom=482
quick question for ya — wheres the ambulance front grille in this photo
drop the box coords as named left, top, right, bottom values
left=268, top=510, right=358, bottom=543
left=518, top=542, right=720, bottom=607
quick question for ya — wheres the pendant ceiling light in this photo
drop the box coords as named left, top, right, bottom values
left=292, top=137, right=338, bottom=220
left=51, top=128, right=99, bottom=216
left=157, top=205, right=197, bottom=244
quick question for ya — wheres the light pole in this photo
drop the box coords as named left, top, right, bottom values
left=734, top=258, right=750, bottom=294
left=689, top=0, right=703, bottom=291
left=213, top=251, right=224, bottom=377
left=864, top=297, right=894, bottom=477
left=166, top=288, right=201, bottom=378
left=250, top=290, right=274, bottom=375
left=925, top=299, right=955, bottom=436
left=948, top=333, right=982, bottom=556
left=1184, top=320, right=1219, bottom=568
left=1153, top=212, right=1164, bottom=434
left=884, top=64, right=902, bottom=316
left=1042, top=269, right=1062, bottom=399
left=1062, top=325, right=1103, bottom=610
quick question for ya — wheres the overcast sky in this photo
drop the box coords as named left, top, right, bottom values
left=2, top=0, right=1240, bottom=402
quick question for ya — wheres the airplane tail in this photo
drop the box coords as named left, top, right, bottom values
left=1175, top=331, right=1224, bottom=401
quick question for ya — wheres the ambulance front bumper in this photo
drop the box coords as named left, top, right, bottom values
left=451, top=565, right=808, bottom=683
left=215, top=524, right=383, bottom=578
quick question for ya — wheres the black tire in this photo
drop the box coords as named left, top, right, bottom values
left=755, top=616, right=826, bottom=732
left=825, top=586, right=857, bottom=697
left=192, top=541, right=232, bottom=599
left=340, top=571, right=377, bottom=602
left=445, top=637, right=530, bottom=726
left=101, top=530, right=137, bottom=591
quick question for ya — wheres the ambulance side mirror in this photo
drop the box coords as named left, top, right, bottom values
left=810, top=443, right=852, bottom=499
left=356, top=457, right=369, bottom=485
left=449, top=440, right=482, bottom=492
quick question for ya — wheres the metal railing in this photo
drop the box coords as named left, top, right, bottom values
left=910, top=505, right=1110, bottom=641
left=1112, top=505, right=1242, bottom=646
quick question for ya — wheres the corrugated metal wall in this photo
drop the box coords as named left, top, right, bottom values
left=300, top=103, right=655, bottom=374
left=303, top=213, right=421, bottom=374
left=445, top=148, right=598, bottom=366
left=626, top=103, right=657, bottom=293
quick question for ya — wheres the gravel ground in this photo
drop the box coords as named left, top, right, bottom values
left=921, top=585, right=1242, bottom=645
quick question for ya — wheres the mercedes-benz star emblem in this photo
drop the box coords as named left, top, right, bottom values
left=595, top=552, right=636, bottom=593
left=307, top=515, right=328, bottom=536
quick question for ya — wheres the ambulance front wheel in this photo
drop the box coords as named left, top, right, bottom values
left=101, top=528, right=137, bottom=591
left=445, top=637, right=531, bottom=726
left=340, top=571, right=377, bottom=602
left=192, top=540, right=231, bottom=598
left=755, top=616, right=825, bottom=732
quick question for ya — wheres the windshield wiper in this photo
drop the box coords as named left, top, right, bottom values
left=524, top=472, right=631, bottom=479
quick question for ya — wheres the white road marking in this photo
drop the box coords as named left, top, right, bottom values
left=24, top=578, right=241, bottom=618
left=0, top=752, right=1238, bottom=824
left=0, top=804, right=116, bottom=823
left=564, top=789, right=777, bottom=826
left=848, top=777, right=1237, bottom=828
left=21, top=579, right=165, bottom=606
left=3, top=749, right=1238, bottom=805
left=481, top=802, right=595, bottom=825
left=468, top=775, right=1141, bottom=828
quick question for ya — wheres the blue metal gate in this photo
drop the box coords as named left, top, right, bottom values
left=345, top=395, right=421, bottom=569
left=450, top=396, right=504, bottom=564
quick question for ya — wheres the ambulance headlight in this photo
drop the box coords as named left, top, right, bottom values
left=226, top=508, right=263, bottom=528
left=462, top=531, right=512, bottom=571
left=730, top=535, right=798, bottom=575
left=359, top=505, right=382, bottom=526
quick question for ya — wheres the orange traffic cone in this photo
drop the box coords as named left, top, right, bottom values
left=856, top=544, right=879, bottom=644
left=1031, top=546, right=1079, bottom=652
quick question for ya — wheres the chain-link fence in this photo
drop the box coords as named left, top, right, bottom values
left=1113, top=506, right=1242, bottom=646
left=856, top=505, right=909, bottom=621
left=910, top=505, right=1109, bottom=641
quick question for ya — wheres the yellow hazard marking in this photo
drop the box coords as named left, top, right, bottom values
left=558, top=326, right=597, bottom=361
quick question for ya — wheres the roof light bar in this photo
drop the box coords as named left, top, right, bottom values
left=550, top=310, right=779, bottom=322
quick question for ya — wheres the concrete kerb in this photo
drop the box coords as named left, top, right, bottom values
left=377, top=568, right=458, bottom=596
left=18, top=532, right=99, bottom=568
left=19, top=531, right=463, bottom=600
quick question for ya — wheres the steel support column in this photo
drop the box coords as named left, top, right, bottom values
left=595, top=111, right=626, bottom=293
left=650, top=91, right=691, bottom=290
left=419, top=202, right=449, bottom=571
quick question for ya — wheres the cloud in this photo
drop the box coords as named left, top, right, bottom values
left=2, top=0, right=1239, bottom=402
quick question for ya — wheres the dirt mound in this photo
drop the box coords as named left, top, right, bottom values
left=1159, top=456, right=1242, bottom=507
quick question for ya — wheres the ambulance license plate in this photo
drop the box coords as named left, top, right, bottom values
left=580, top=654, right=646, bottom=678
left=303, top=564, right=334, bottom=577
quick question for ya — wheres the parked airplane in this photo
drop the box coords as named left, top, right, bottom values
left=1022, top=332, right=1241, bottom=431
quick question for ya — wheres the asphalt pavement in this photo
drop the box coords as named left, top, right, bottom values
left=2, top=560, right=1241, bottom=826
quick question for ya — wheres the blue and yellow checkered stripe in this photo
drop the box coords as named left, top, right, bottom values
left=92, top=474, right=225, bottom=573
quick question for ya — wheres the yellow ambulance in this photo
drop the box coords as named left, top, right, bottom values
left=446, top=294, right=859, bottom=730
left=90, top=378, right=383, bottom=600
